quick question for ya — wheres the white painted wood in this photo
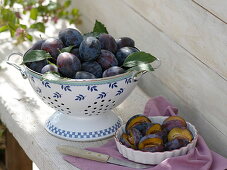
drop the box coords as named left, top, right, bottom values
left=123, top=0, right=227, bottom=80
left=0, top=63, right=149, bottom=170
left=72, top=0, right=227, bottom=157
left=193, top=0, right=227, bottom=23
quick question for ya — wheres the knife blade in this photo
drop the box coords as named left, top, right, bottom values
left=57, top=145, right=149, bottom=169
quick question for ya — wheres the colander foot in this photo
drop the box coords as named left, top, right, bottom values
left=45, top=110, right=122, bottom=141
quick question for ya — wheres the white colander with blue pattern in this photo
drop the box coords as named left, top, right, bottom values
left=7, top=52, right=160, bottom=141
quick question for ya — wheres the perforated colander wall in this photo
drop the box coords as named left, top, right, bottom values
left=84, top=99, right=116, bottom=116
left=28, top=72, right=136, bottom=118
left=42, top=96, right=72, bottom=114
left=41, top=95, right=116, bottom=116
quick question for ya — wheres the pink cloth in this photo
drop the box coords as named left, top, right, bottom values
left=64, top=96, right=227, bottom=170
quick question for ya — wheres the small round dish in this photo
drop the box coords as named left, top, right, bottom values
left=114, top=116, right=198, bottom=165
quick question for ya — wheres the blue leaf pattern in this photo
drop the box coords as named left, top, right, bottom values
left=97, top=92, right=107, bottom=99
left=36, top=87, right=41, bottom=93
left=31, top=76, right=35, bottom=83
left=87, top=85, right=98, bottom=92
left=108, top=82, right=118, bottom=89
left=75, top=94, right=85, bottom=101
left=125, top=78, right=132, bottom=84
left=53, top=92, right=62, bottom=98
left=116, top=88, right=124, bottom=96
left=61, top=85, right=72, bottom=91
left=42, top=81, right=51, bottom=88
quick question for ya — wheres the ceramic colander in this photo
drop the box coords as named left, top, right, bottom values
left=7, top=52, right=160, bottom=141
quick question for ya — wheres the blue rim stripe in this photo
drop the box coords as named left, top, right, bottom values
left=27, top=69, right=133, bottom=86
left=46, top=120, right=121, bottom=139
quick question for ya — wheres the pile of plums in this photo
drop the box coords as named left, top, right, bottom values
left=119, top=115, right=193, bottom=152
left=25, top=28, right=140, bottom=79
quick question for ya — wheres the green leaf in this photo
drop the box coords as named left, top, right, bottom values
left=8, top=23, right=17, bottom=31
left=9, top=29, right=15, bottom=37
left=30, top=22, right=45, bottom=32
left=71, top=8, right=79, bottom=16
left=64, top=0, right=71, bottom=8
left=30, top=8, right=38, bottom=20
left=61, top=46, right=74, bottom=53
left=42, top=72, right=70, bottom=81
left=128, top=63, right=154, bottom=72
left=22, top=50, right=52, bottom=64
left=8, top=22, right=18, bottom=37
left=25, top=33, right=33, bottom=41
left=37, top=5, right=46, bottom=14
left=9, top=0, right=16, bottom=7
left=2, top=8, right=16, bottom=23
left=0, top=25, right=9, bottom=33
left=20, top=24, right=27, bottom=29
left=123, top=52, right=157, bottom=67
left=58, top=11, right=64, bottom=17
left=4, top=0, right=8, bottom=6
left=93, top=20, right=108, bottom=34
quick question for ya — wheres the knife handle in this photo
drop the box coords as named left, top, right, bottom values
left=57, top=145, right=109, bottom=163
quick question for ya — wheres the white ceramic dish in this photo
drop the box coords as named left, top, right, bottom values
left=114, top=116, right=198, bottom=165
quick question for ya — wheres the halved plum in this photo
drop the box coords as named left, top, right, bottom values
left=162, top=116, right=187, bottom=132
left=132, top=122, right=153, bottom=136
left=119, top=133, right=136, bottom=149
left=165, top=138, right=189, bottom=151
left=153, top=130, right=168, bottom=143
left=127, top=128, right=143, bottom=147
left=141, top=145, right=165, bottom=152
left=125, top=114, right=151, bottom=134
left=146, top=123, right=162, bottom=135
left=163, top=116, right=187, bottom=126
left=168, top=127, right=193, bottom=142
left=138, top=134, right=163, bottom=150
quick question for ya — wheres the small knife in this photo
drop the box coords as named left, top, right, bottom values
left=57, top=145, right=149, bottom=169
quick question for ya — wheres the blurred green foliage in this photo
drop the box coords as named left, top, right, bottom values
left=0, top=0, right=81, bottom=44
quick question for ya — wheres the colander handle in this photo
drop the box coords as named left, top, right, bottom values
left=133, top=57, right=161, bottom=82
left=6, top=52, right=27, bottom=79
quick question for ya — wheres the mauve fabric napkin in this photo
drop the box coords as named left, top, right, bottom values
left=63, top=96, right=227, bottom=170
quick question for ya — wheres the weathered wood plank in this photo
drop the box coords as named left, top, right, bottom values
left=193, top=0, right=227, bottom=23
left=73, top=0, right=227, bottom=157
left=123, top=0, right=227, bottom=80
left=5, top=129, right=32, bottom=170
